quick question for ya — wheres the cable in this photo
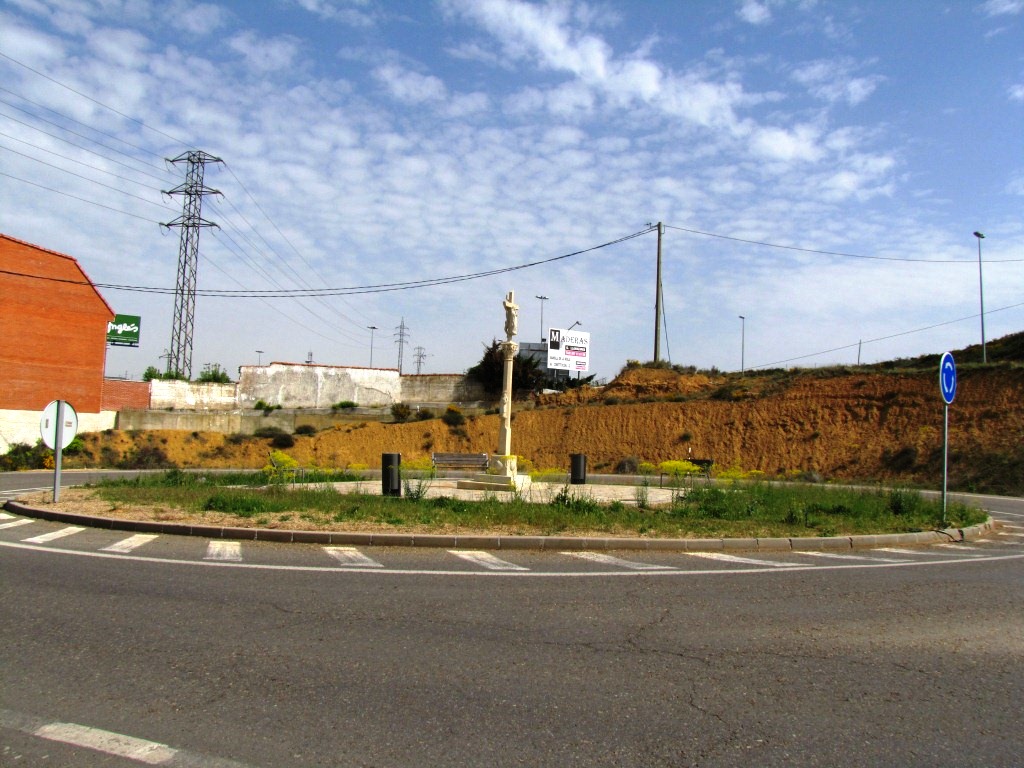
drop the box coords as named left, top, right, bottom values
left=750, top=301, right=1024, bottom=369
left=664, top=223, right=1023, bottom=263
left=0, top=171, right=163, bottom=223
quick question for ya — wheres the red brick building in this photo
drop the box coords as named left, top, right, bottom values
left=0, top=233, right=114, bottom=413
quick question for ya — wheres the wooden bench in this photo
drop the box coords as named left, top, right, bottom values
left=431, top=452, right=489, bottom=473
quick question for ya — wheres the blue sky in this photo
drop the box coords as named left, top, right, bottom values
left=1, top=0, right=1022, bottom=383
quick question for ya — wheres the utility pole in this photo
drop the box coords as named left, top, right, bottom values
left=161, top=150, right=222, bottom=380
left=653, top=221, right=664, bottom=363
left=394, top=318, right=409, bottom=374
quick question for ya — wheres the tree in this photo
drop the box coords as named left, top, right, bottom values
left=142, top=366, right=163, bottom=382
left=197, top=363, right=232, bottom=384
left=466, top=339, right=544, bottom=396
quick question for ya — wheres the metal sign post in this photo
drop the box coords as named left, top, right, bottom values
left=939, top=353, right=957, bottom=524
left=41, top=400, right=78, bottom=503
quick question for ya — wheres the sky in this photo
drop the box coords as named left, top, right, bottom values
left=1, top=0, right=1022, bottom=384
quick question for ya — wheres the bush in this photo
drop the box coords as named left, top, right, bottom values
left=117, top=446, right=175, bottom=470
left=615, top=456, right=640, bottom=474
left=271, top=433, right=295, bottom=449
left=391, top=403, right=413, bottom=422
left=416, top=408, right=435, bottom=421
left=442, top=404, right=466, bottom=428
left=332, top=400, right=358, bottom=410
left=0, top=441, right=51, bottom=471
left=294, top=424, right=317, bottom=436
left=254, top=426, right=287, bottom=438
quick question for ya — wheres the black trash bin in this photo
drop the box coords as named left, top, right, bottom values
left=382, top=452, right=401, bottom=497
left=570, top=453, right=587, bottom=485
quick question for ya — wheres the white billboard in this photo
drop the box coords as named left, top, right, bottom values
left=547, top=328, right=590, bottom=372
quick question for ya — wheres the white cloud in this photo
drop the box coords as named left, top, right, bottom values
left=749, top=123, right=824, bottom=162
left=737, top=0, right=772, bottom=25
left=791, top=59, right=883, bottom=106
left=980, top=0, right=1024, bottom=16
left=1009, top=83, right=1024, bottom=101
left=228, top=32, right=301, bottom=73
left=373, top=64, right=447, bottom=103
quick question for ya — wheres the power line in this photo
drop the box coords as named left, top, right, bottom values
left=664, top=223, right=1023, bottom=263
left=0, top=171, right=162, bottom=223
left=750, top=301, right=1024, bottom=370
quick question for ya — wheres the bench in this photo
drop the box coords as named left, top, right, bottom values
left=431, top=452, right=489, bottom=473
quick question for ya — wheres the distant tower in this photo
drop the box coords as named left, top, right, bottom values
left=413, top=345, right=430, bottom=374
left=162, top=151, right=222, bottom=379
left=394, top=318, right=410, bottom=374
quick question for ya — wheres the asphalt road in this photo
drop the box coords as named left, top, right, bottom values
left=2, top=471, right=1023, bottom=767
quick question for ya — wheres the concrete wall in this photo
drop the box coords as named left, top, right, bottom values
left=114, top=408, right=391, bottom=434
left=237, top=364, right=402, bottom=409
left=399, top=374, right=487, bottom=405
left=150, top=380, right=238, bottom=411
left=0, top=409, right=117, bottom=453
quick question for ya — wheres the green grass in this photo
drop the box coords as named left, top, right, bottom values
left=88, top=471, right=986, bottom=538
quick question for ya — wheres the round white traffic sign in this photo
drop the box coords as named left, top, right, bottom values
left=939, top=352, right=957, bottom=405
left=40, top=400, right=79, bottom=450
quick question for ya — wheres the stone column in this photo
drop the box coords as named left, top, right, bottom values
left=492, top=290, right=519, bottom=478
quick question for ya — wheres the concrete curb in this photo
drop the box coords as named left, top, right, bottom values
left=2, top=500, right=999, bottom=553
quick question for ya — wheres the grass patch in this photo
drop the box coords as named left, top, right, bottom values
left=86, top=471, right=986, bottom=537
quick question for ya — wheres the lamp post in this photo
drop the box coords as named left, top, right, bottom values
left=255, top=350, right=263, bottom=366
left=536, top=295, right=549, bottom=342
left=739, top=315, right=746, bottom=374
left=367, top=325, right=378, bottom=368
left=568, top=320, right=581, bottom=331
left=973, top=231, right=986, bottom=364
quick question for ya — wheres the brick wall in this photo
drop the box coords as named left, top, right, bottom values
left=0, top=234, right=114, bottom=414
left=102, top=379, right=151, bottom=411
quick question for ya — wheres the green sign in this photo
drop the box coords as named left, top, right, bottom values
left=107, top=314, right=141, bottom=346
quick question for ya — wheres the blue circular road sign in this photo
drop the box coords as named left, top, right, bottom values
left=939, top=352, right=957, bottom=404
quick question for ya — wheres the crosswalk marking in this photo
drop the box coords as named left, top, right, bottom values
left=797, top=551, right=911, bottom=563
left=101, top=534, right=159, bottom=553
left=874, top=547, right=926, bottom=555
left=324, top=546, right=384, bottom=568
left=0, top=519, right=33, bottom=530
left=448, top=550, right=529, bottom=571
left=0, top=512, right=15, bottom=520
left=22, top=526, right=85, bottom=544
left=204, top=541, right=242, bottom=562
left=684, top=551, right=801, bottom=568
left=565, top=552, right=676, bottom=570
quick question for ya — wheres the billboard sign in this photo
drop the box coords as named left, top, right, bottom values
left=547, top=328, right=590, bottom=372
left=107, top=314, right=141, bottom=346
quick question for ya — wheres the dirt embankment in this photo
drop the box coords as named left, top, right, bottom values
left=70, top=367, right=1024, bottom=495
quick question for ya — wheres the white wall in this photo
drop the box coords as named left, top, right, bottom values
left=0, top=409, right=117, bottom=453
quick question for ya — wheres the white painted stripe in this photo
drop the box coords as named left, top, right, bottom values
left=0, top=519, right=33, bottom=530
left=565, top=551, right=676, bottom=570
left=936, top=543, right=985, bottom=551
left=204, top=541, right=242, bottom=562
left=0, top=512, right=15, bottom=520
left=448, top=550, right=529, bottom=571
left=324, top=546, right=383, bottom=568
left=997, top=532, right=1024, bottom=538
left=874, top=547, right=927, bottom=555
left=101, top=534, right=159, bottom=553
left=798, top=551, right=911, bottom=563
left=34, top=721, right=176, bottom=765
left=685, top=551, right=801, bottom=568
left=22, top=526, right=85, bottom=544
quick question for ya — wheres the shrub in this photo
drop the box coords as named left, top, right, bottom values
left=0, top=441, right=51, bottom=471
left=391, top=403, right=413, bottom=422
left=271, top=433, right=295, bottom=449
left=294, top=424, right=317, bottom=436
left=416, top=408, right=435, bottom=420
left=442, top=404, right=466, bottom=428
left=615, top=456, right=640, bottom=474
left=254, top=426, right=287, bottom=438
left=117, top=446, right=174, bottom=470
left=332, top=400, right=358, bottom=410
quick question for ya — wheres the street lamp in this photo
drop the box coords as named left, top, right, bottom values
left=568, top=321, right=581, bottom=331
left=973, top=231, right=986, bottom=364
left=255, top=350, right=263, bottom=366
left=536, top=295, right=549, bottom=342
left=739, top=315, right=746, bottom=374
left=367, top=325, right=378, bottom=368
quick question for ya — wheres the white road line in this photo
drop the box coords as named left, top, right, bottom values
left=997, top=532, right=1024, bottom=538
left=565, top=552, right=676, bottom=570
left=448, top=550, right=529, bottom=571
left=0, top=512, right=15, bottom=520
left=685, top=552, right=801, bottom=568
left=935, top=543, right=986, bottom=551
left=324, top=546, right=384, bottom=568
left=797, top=551, right=911, bottom=563
left=874, top=547, right=928, bottom=555
left=101, top=534, right=159, bottom=554
left=0, top=519, right=33, bottom=530
left=35, top=721, right=176, bottom=765
left=22, top=526, right=85, bottom=544
left=204, top=541, right=242, bottom=562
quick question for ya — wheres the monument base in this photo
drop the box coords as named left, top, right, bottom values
left=456, top=473, right=532, bottom=493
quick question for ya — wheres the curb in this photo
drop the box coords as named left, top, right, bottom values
left=2, top=500, right=998, bottom=553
